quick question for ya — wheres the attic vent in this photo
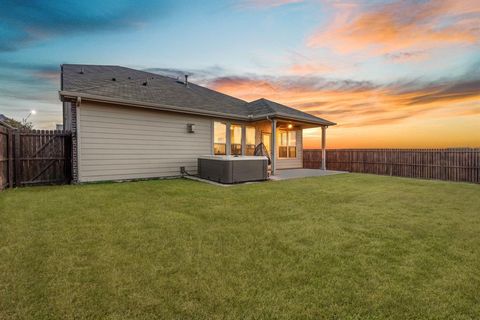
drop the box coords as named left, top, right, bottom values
left=142, top=81, right=148, bottom=86
left=128, top=76, right=131, bottom=80
left=112, top=77, right=116, bottom=81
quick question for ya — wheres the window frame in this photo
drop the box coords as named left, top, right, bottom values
left=245, top=126, right=256, bottom=156
left=212, top=121, right=258, bottom=156
left=278, top=130, right=297, bottom=159
left=213, top=121, right=227, bottom=155
left=230, top=123, right=243, bottom=156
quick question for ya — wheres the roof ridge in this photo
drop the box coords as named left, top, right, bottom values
left=116, top=66, right=175, bottom=80
left=246, top=98, right=276, bottom=113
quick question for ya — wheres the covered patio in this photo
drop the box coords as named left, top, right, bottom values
left=270, top=168, right=346, bottom=181
left=264, top=118, right=330, bottom=175
left=210, top=98, right=336, bottom=178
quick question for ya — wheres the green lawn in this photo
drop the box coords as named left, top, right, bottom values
left=0, top=174, right=479, bottom=319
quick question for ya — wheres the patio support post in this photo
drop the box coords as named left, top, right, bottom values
left=321, top=126, right=327, bottom=170
left=271, top=119, right=277, bottom=175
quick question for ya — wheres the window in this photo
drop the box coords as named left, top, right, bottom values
left=214, top=122, right=226, bottom=155
left=262, top=133, right=271, bottom=155
left=279, top=132, right=288, bottom=158
left=230, top=124, right=242, bottom=155
left=279, top=130, right=296, bottom=158
left=245, top=126, right=256, bottom=155
left=288, top=130, right=297, bottom=158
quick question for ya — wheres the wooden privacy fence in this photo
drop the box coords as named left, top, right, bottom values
left=304, top=149, right=480, bottom=184
left=0, top=128, right=72, bottom=190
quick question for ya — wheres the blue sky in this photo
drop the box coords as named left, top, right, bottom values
left=0, top=0, right=479, bottom=147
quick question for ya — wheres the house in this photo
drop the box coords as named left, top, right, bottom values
left=0, top=114, right=14, bottom=129
left=60, top=64, right=335, bottom=183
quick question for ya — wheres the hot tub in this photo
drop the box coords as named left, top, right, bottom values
left=198, top=155, right=268, bottom=184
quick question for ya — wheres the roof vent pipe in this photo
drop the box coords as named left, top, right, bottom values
left=80, top=67, right=84, bottom=74
left=184, top=75, right=189, bottom=87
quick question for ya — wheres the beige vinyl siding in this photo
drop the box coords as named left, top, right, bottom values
left=63, top=102, right=72, bottom=130
left=77, top=102, right=212, bottom=182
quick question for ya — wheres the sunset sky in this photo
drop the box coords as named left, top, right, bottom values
left=0, top=0, right=479, bottom=148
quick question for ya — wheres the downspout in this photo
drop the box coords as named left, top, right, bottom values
left=61, top=65, right=65, bottom=128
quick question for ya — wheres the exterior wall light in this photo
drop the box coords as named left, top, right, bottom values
left=187, top=123, right=195, bottom=133
left=287, top=124, right=293, bottom=129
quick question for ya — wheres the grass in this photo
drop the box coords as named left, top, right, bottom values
left=0, top=174, right=479, bottom=319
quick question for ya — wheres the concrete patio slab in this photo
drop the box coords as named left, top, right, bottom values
left=270, top=169, right=346, bottom=181
left=184, top=168, right=347, bottom=185
left=183, top=175, right=267, bottom=187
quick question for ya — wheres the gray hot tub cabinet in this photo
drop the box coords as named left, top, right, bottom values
left=198, top=156, right=268, bottom=184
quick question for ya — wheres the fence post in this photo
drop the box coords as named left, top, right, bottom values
left=14, top=130, right=21, bottom=187
left=477, top=149, right=480, bottom=184
left=8, top=129, right=14, bottom=188
left=388, top=150, right=393, bottom=176
left=441, top=150, right=446, bottom=181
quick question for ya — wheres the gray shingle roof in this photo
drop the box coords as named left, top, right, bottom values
left=246, top=98, right=334, bottom=125
left=60, top=64, right=335, bottom=126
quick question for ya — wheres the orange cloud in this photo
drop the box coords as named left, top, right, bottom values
left=308, top=0, right=480, bottom=56
left=288, top=62, right=333, bottom=75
